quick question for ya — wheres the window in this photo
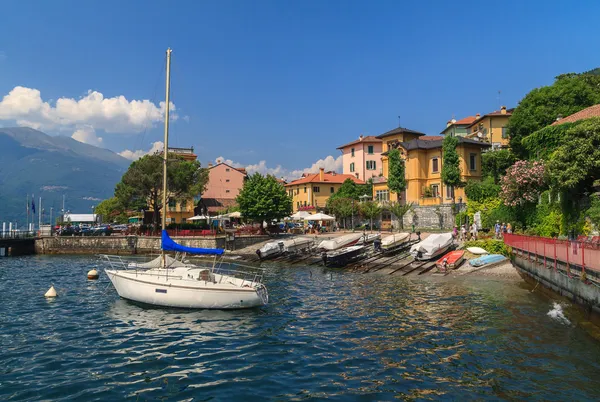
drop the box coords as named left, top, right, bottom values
left=330, top=187, right=334, bottom=194
left=296, top=189, right=299, bottom=195
left=366, top=160, right=376, bottom=170
left=446, top=185, right=454, bottom=199
left=502, top=127, right=508, bottom=139
left=432, top=158, right=439, bottom=173
left=368, top=145, right=374, bottom=154
left=225, top=190, right=230, bottom=193
left=304, top=201, right=307, bottom=207
left=226, top=179, right=230, bottom=183
left=289, top=190, right=293, bottom=197
left=168, top=199, right=176, bottom=209
left=376, top=190, right=390, bottom=202
left=351, top=148, right=355, bottom=157
left=297, top=201, right=300, bottom=208
left=350, top=162, right=355, bottom=172
left=181, top=218, right=187, bottom=223
left=180, top=200, right=187, bottom=209
left=469, top=153, right=477, bottom=171
left=225, top=168, right=230, bottom=172
left=304, top=186, right=307, bottom=193
left=313, top=186, right=320, bottom=193
left=431, top=184, right=440, bottom=198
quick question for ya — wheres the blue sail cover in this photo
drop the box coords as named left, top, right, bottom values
left=161, top=230, right=225, bottom=255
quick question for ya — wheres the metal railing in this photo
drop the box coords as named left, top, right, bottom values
left=0, top=231, right=36, bottom=239
left=504, top=233, right=600, bottom=273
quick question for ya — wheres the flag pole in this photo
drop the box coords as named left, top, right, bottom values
left=26, top=194, right=29, bottom=232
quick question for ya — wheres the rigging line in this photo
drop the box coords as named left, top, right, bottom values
left=134, top=57, right=166, bottom=153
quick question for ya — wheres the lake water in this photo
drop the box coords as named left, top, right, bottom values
left=2, top=255, right=600, bottom=400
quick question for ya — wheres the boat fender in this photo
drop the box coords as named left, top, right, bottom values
left=87, top=269, right=99, bottom=280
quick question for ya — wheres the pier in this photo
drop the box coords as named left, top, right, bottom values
left=0, top=232, right=36, bottom=256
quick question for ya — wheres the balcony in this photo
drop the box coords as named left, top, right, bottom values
left=419, top=196, right=442, bottom=206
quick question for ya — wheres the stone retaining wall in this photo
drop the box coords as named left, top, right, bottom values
left=400, top=205, right=458, bottom=230
left=35, top=235, right=269, bottom=255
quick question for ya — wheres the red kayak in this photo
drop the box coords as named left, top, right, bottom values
left=436, top=250, right=465, bottom=272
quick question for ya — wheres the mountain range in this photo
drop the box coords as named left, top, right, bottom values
left=0, top=127, right=131, bottom=226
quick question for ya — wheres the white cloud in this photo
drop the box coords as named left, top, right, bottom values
left=71, top=126, right=103, bottom=147
left=215, top=155, right=343, bottom=181
left=119, top=141, right=164, bottom=160
left=0, top=86, right=177, bottom=135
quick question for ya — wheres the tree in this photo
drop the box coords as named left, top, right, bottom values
left=464, top=177, right=501, bottom=202
left=327, top=197, right=354, bottom=229
left=500, top=160, right=547, bottom=207
left=114, top=153, right=209, bottom=227
left=507, top=72, right=600, bottom=157
left=482, top=149, right=516, bottom=183
left=440, top=135, right=463, bottom=202
left=387, top=149, right=406, bottom=196
left=328, top=178, right=362, bottom=201
left=95, top=197, right=128, bottom=224
left=388, top=201, right=414, bottom=230
left=236, top=173, right=292, bottom=228
left=359, top=201, right=381, bottom=232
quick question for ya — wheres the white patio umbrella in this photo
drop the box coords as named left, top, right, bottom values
left=304, top=212, right=335, bottom=221
left=290, top=211, right=310, bottom=220
left=227, top=211, right=242, bottom=218
left=188, top=215, right=209, bottom=221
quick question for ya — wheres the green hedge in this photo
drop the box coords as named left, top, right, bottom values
left=464, top=239, right=511, bottom=257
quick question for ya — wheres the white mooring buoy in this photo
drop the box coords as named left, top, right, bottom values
left=87, top=269, right=99, bottom=280
left=45, top=285, right=57, bottom=298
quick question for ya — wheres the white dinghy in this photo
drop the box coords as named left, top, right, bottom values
left=380, top=232, right=411, bottom=251
left=317, top=233, right=363, bottom=251
left=257, top=237, right=313, bottom=259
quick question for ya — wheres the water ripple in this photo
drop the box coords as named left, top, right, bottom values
left=2, top=255, right=600, bottom=400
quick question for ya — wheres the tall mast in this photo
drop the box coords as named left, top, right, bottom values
left=161, top=48, right=172, bottom=266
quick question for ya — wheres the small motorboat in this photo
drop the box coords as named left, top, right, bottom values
left=318, top=233, right=363, bottom=251
left=436, top=250, right=465, bottom=273
left=257, top=237, right=313, bottom=259
left=410, top=233, right=454, bottom=261
left=380, top=233, right=411, bottom=251
left=357, top=233, right=381, bottom=245
left=466, top=247, right=488, bottom=255
left=322, top=245, right=366, bottom=267
left=469, top=254, right=507, bottom=267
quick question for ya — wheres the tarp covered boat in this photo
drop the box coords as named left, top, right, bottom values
left=410, top=233, right=454, bottom=261
left=380, top=233, right=411, bottom=251
left=436, top=250, right=465, bottom=272
left=256, top=237, right=313, bottom=259
left=469, top=254, right=507, bottom=267
left=358, top=233, right=381, bottom=245
left=318, top=233, right=363, bottom=251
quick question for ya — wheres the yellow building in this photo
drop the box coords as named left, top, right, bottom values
left=373, top=136, right=490, bottom=206
left=464, top=106, right=513, bottom=149
left=285, top=168, right=365, bottom=212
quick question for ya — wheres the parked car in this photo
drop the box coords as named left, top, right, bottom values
left=91, top=225, right=113, bottom=236
left=79, top=226, right=94, bottom=236
left=58, top=226, right=81, bottom=236
left=111, top=224, right=129, bottom=234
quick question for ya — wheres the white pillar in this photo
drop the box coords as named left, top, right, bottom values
left=2, top=222, right=5, bottom=237
left=9, top=222, right=12, bottom=235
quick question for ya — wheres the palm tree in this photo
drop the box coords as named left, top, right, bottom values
left=388, top=201, right=414, bottom=231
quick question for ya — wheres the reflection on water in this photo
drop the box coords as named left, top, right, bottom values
left=2, top=255, right=600, bottom=400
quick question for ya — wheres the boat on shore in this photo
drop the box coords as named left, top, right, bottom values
left=357, top=233, right=381, bottom=245
left=256, top=237, right=313, bottom=259
left=466, top=247, right=488, bottom=255
left=469, top=254, right=507, bottom=268
left=410, top=233, right=454, bottom=261
left=435, top=250, right=465, bottom=273
left=380, top=232, right=411, bottom=251
left=322, top=245, right=366, bottom=267
left=318, top=233, right=363, bottom=251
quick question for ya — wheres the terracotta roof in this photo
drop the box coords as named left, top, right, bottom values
left=420, top=135, right=444, bottom=141
left=551, top=104, right=600, bottom=125
left=285, top=171, right=365, bottom=186
left=336, top=135, right=382, bottom=149
left=466, top=108, right=514, bottom=128
left=376, top=126, right=427, bottom=139
left=209, top=162, right=247, bottom=175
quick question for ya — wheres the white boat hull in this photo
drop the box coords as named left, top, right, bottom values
left=105, top=268, right=267, bottom=309
left=410, top=233, right=454, bottom=261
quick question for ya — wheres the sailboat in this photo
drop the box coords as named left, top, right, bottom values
left=102, top=49, right=268, bottom=309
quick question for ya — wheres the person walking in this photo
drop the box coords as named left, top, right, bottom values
left=494, top=221, right=501, bottom=239
left=471, top=222, right=478, bottom=241
left=507, top=223, right=512, bottom=234
left=460, top=225, right=467, bottom=241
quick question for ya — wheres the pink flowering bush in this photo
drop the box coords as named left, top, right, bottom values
left=500, top=160, right=546, bottom=207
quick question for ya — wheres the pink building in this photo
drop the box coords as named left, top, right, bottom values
left=201, top=162, right=247, bottom=214
left=336, top=135, right=383, bottom=181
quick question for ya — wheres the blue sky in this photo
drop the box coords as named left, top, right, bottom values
left=1, top=0, right=600, bottom=178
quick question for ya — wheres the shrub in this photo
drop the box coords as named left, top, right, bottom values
left=464, top=239, right=511, bottom=257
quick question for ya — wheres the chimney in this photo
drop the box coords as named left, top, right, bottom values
left=208, top=162, right=213, bottom=168
left=359, top=134, right=364, bottom=141
left=319, top=167, right=324, bottom=181
left=475, top=113, right=481, bottom=119
left=500, top=105, right=507, bottom=115
left=556, top=114, right=562, bottom=122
